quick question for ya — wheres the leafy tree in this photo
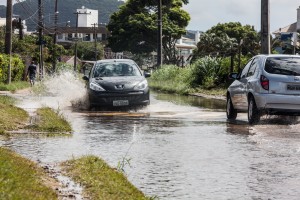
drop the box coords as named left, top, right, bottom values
left=107, top=0, right=190, bottom=65
left=71, top=42, right=104, bottom=61
left=193, top=22, right=259, bottom=73
left=206, top=22, right=260, bottom=56
left=192, top=32, right=237, bottom=61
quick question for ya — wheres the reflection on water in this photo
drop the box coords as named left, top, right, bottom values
left=1, top=72, right=300, bottom=199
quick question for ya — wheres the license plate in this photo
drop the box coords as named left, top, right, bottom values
left=113, top=100, right=129, bottom=106
left=287, top=85, right=300, bottom=90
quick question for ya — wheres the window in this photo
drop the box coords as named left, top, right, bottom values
left=239, top=59, right=253, bottom=79
left=247, top=58, right=259, bottom=77
left=264, top=57, right=300, bottom=75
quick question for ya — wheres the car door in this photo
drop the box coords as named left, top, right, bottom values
left=230, top=59, right=253, bottom=110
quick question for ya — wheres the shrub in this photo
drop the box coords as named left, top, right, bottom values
left=0, top=54, right=25, bottom=83
left=190, top=56, right=223, bottom=89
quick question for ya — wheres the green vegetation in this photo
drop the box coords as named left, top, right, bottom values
left=149, top=56, right=229, bottom=95
left=0, top=81, right=30, bottom=91
left=62, top=156, right=151, bottom=200
left=0, top=95, right=29, bottom=133
left=108, top=0, right=190, bottom=65
left=0, top=147, right=57, bottom=199
left=0, top=54, right=26, bottom=83
left=72, top=42, right=104, bottom=61
left=31, top=107, right=72, bottom=133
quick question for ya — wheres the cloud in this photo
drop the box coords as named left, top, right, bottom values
left=183, top=0, right=299, bottom=32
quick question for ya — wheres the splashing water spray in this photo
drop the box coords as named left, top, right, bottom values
left=35, top=69, right=89, bottom=110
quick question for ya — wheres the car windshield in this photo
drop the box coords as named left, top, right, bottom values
left=92, top=62, right=142, bottom=78
left=265, top=57, right=300, bottom=76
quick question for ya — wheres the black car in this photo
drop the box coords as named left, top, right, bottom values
left=83, top=59, right=151, bottom=109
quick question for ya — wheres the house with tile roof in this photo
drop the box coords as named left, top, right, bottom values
left=272, top=6, right=300, bottom=54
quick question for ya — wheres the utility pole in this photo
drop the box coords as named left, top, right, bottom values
left=73, top=11, right=91, bottom=71
left=52, top=0, right=58, bottom=73
left=38, top=0, right=44, bottom=78
left=74, top=12, right=79, bottom=72
left=5, top=0, right=12, bottom=84
left=261, top=0, right=270, bottom=54
left=157, top=0, right=163, bottom=67
left=92, top=23, right=98, bottom=61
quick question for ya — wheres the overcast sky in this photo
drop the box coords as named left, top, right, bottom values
left=0, top=0, right=299, bottom=33
left=183, top=0, right=300, bottom=32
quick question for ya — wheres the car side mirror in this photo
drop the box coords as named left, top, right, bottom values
left=144, top=72, right=151, bottom=78
left=228, top=73, right=238, bottom=80
left=82, top=75, right=89, bottom=81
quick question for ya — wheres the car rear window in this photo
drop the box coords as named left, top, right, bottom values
left=265, top=57, right=300, bottom=75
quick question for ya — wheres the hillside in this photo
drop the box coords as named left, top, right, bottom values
left=0, top=0, right=124, bottom=31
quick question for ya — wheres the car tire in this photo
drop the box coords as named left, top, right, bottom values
left=248, top=96, right=260, bottom=124
left=226, top=95, right=237, bottom=120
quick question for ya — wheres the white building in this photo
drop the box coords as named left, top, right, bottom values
left=77, top=6, right=98, bottom=27
left=272, top=6, right=300, bottom=53
left=48, top=7, right=109, bottom=44
left=175, top=30, right=201, bottom=65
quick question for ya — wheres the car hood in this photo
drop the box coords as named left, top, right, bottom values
left=91, top=76, right=147, bottom=91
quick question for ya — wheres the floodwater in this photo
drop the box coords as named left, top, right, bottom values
left=1, top=72, right=300, bottom=199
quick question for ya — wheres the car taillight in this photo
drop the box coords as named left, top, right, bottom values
left=260, top=75, right=269, bottom=90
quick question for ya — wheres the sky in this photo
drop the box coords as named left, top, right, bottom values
left=182, top=0, right=300, bottom=32
left=0, top=0, right=299, bottom=33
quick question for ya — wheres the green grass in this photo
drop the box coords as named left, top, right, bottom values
left=62, top=156, right=153, bottom=200
left=31, top=107, right=72, bottom=133
left=0, top=96, right=29, bottom=133
left=0, top=147, right=57, bottom=200
left=149, top=79, right=227, bottom=98
left=0, top=81, right=30, bottom=92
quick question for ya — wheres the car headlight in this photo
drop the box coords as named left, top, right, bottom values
left=134, top=80, right=148, bottom=90
left=90, top=82, right=106, bottom=91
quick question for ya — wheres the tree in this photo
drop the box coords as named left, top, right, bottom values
left=107, top=0, right=190, bottom=64
left=192, top=32, right=237, bottom=60
left=193, top=22, right=259, bottom=73
left=71, top=42, right=104, bottom=61
left=206, top=22, right=260, bottom=56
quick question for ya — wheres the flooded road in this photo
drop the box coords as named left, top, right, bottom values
left=1, top=73, right=300, bottom=199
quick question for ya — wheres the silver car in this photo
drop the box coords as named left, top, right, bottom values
left=226, top=54, right=300, bottom=124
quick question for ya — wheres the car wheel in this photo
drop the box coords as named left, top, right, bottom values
left=248, top=96, right=260, bottom=124
left=226, top=95, right=237, bottom=120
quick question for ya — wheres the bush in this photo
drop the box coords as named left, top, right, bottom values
left=190, top=56, right=223, bottom=89
left=0, top=54, right=26, bottom=83
left=149, top=65, right=194, bottom=94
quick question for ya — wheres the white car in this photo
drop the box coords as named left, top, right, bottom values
left=226, top=54, right=300, bottom=124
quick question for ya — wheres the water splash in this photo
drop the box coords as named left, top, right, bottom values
left=35, top=70, right=89, bottom=110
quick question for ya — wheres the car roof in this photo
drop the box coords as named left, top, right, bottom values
left=95, top=59, right=136, bottom=64
left=255, top=54, right=300, bottom=59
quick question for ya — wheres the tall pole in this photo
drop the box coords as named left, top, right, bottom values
left=157, top=0, right=162, bottom=67
left=52, top=0, right=58, bottom=72
left=74, top=12, right=79, bottom=71
left=5, top=0, right=12, bottom=84
left=73, top=11, right=91, bottom=71
left=38, top=0, right=44, bottom=78
left=92, top=23, right=98, bottom=61
left=261, top=0, right=270, bottom=54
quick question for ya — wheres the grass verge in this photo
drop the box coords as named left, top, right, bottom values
left=148, top=79, right=227, bottom=98
left=0, top=81, right=30, bottom=92
left=0, top=95, right=29, bottom=133
left=62, top=156, right=154, bottom=200
left=31, top=107, right=72, bottom=133
left=0, top=147, right=57, bottom=199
